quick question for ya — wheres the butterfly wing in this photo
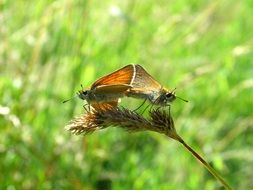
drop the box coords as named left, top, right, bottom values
left=131, top=64, right=162, bottom=92
left=91, top=101, right=118, bottom=111
left=91, top=65, right=135, bottom=90
left=93, top=84, right=132, bottom=94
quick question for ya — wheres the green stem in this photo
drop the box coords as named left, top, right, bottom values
left=175, top=136, right=233, bottom=190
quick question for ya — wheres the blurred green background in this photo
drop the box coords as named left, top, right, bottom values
left=1, top=0, right=253, bottom=189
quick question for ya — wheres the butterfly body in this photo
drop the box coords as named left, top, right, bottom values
left=78, top=84, right=130, bottom=104
left=126, top=87, right=176, bottom=106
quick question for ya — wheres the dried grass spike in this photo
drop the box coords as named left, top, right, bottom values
left=92, top=107, right=151, bottom=132
left=149, top=108, right=179, bottom=140
left=66, top=112, right=108, bottom=135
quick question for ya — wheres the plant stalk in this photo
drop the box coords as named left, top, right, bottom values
left=174, top=135, right=233, bottom=190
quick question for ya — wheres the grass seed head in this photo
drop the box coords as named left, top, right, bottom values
left=66, top=107, right=179, bottom=140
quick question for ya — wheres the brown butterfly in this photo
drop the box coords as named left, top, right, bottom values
left=125, top=64, right=187, bottom=107
left=76, top=64, right=135, bottom=110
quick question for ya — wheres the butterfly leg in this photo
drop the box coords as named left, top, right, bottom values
left=133, top=99, right=147, bottom=112
left=140, top=104, right=150, bottom=115
left=165, top=104, right=172, bottom=114
left=82, top=104, right=89, bottom=112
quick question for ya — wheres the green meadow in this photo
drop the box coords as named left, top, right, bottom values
left=1, top=0, right=252, bottom=189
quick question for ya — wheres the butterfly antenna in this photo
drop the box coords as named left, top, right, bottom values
left=171, top=87, right=188, bottom=103
left=62, top=94, right=78, bottom=103
left=171, top=87, right=177, bottom=93
left=175, top=95, right=188, bottom=103
left=63, top=84, right=85, bottom=103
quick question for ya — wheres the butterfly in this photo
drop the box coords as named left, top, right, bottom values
left=125, top=64, right=187, bottom=107
left=77, top=64, right=135, bottom=110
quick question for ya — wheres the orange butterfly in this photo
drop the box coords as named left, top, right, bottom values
left=125, top=64, right=187, bottom=106
left=77, top=65, right=135, bottom=110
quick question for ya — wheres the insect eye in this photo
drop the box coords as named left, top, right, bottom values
left=166, top=93, right=173, bottom=98
left=82, top=91, right=88, bottom=95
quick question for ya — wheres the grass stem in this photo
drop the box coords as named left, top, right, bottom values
left=175, top=136, right=233, bottom=190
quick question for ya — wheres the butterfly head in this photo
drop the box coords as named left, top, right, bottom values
left=78, top=89, right=89, bottom=100
left=154, top=89, right=175, bottom=106
left=164, top=88, right=188, bottom=104
left=165, top=91, right=176, bottom=103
